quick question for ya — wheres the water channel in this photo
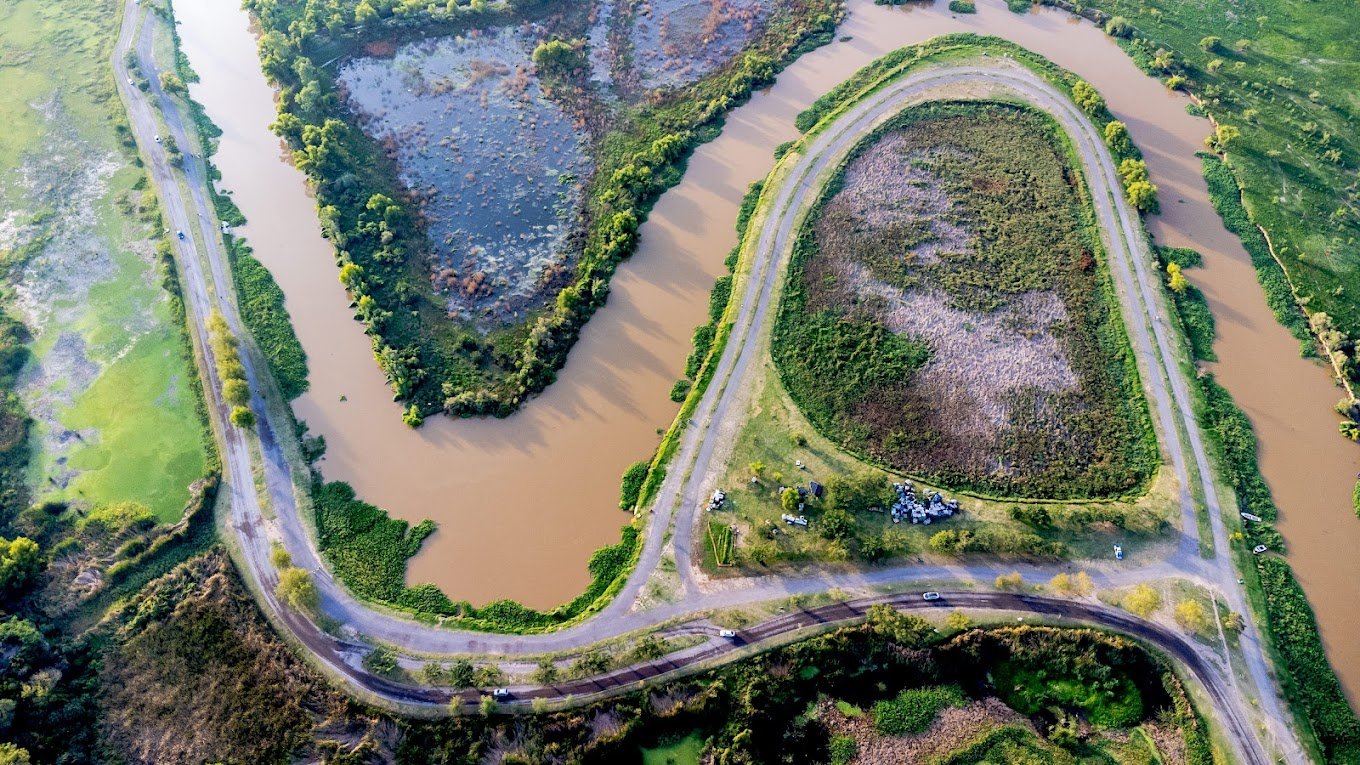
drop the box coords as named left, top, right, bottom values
left=176, top=0, right=1359, bottom=703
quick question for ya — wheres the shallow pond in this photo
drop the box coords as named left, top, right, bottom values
left=339, top=28, right=592, bottom=323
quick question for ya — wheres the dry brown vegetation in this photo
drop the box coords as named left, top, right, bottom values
left=99, top=551, right=392, bottom=765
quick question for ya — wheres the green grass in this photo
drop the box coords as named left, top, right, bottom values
left=1198, top=153, right=1310, bottom=351
left=641, top=731, right=704, bottom=765
left=773, top=100, right=1156, bottom=499
left=872, top=684, right=966, bottom=735
left=61, top=331, right=206, bottom=521
left=1076, top=0, right=1360, bottom=360
left=2, top=0, right=210, bottom=523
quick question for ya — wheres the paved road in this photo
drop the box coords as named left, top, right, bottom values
left=113, top=2, right=1305, bottom=760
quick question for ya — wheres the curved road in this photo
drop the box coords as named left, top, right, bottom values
left=112, top=2, right=1305, bottom=761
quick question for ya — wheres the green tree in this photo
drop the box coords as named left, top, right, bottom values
left=269, top=543, right=292, bottom=569
left=995, top=571, right=1025, bottom=590
left=1206, top=124, right=1242, bottom=152
left=1167, top=262, right=1189, bottom=294
left=866, top=604, right=932, bottom=645
left=223, top=378, right=251, bottom=407
left=359, top=642, right=397, bottom=672
left=1174, top=599, right=1211, bottom=633
left=448, top=659, right=475, bottom=687
left=780, top=487, right=801, bottom=514
left=1199, top=35, right=1222, bottom=52
left=229, top=405, right=256, bottom=428
left=479, top=695, right=498, bottom=715
left=532, top=657, right=558, bottom=684
left=1104, top=16, right=1134, bottom=38
left=818, top=507, right=854, bottom=540
left=945, top=610, right=971, bottom=632
left=0, top=537, right=40, bottom=597
left=275, top=566, right=319, bottom=612
left=1118, top=158, right=1149, bottom=184
left=1071, top=80, right=1104, bottom=114
left=0, top=744, right=31, bottom=765
left=1126, top=180, right=1159, bottom=212
left=531, top=39, right=586, bottom=79
left=1103, top=120, right=1131, bottom=154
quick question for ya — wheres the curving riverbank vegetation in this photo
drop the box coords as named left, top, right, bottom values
left=1149, top=161, right=1360, bottom=763
left=243, top=0, right=841, bottom=419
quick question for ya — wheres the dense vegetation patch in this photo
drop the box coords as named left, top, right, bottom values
left=402, top=618, right=1210, bottom=764
left=773, top=100, right=1155, bottom=498
left=244, top=0, right=840, bottom=419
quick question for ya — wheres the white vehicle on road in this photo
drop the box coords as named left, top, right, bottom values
left=719, top=629, right=737, bottom=638
left=922, top=592, right=941, bottom=601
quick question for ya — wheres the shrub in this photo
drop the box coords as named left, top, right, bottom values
left=275, top=567, right=318, bottom=612
left=618, top=461, right=649, bottom=510
left=1174, top=599, right=1211, bottom=633
left=1124, top=584, right=1161, bottom=617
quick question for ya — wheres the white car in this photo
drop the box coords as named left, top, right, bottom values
left=490, top=688, right=511, bottom=699
left=719, top=629, right=737, bottom=638
left=1113, top=544, right=1124, bottom=561
left=1253, top=545, right=1269, bottom=554
left=922, top=591, right=941, bottom=601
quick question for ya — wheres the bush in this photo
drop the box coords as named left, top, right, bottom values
left=618, top=461, right=649, bottom=510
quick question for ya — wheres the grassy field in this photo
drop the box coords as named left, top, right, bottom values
left=1070, top=0, right=1360, bottom=367
left=0, top=0, right=209, bottom=522
left=773, top=100, right=1156, bottom=500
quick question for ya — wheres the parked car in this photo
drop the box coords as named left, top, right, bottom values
left=1113, top=544, right=1124, bottom=561
left=490, top=688, right=511, bottom=699
left=1252, top=545, right=1269, bottom=554
left=176, top=230, right=185, bottom=240
left=922, top=592, right=941, bottom=601
left=719, top=629, right=737, bottom=639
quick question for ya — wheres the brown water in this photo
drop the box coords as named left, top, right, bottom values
left=177, top=0, right=1358, bottom=699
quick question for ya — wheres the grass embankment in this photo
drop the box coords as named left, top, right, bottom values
left=0, top=0, right=210, bottom=522
left=1056, top=0, right=1360, bottom=368
left=242, top=0, right=840, bottom=418
left=774, top=100, right=1155, bottom=499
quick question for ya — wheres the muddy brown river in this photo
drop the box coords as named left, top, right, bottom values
left=177, top=0, right=1358, bottom=702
